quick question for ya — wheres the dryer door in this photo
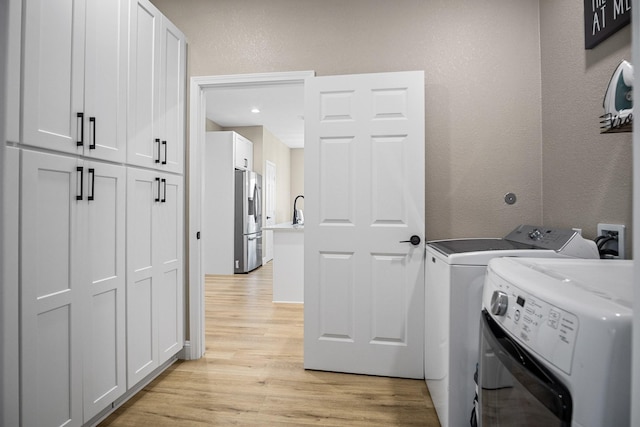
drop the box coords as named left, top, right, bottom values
left=477, top=310, right=572, bottom=427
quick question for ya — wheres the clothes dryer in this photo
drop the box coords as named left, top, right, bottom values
left=478, top=257, right=632, bottom=426
left=424, top=225, right=599, bottom=427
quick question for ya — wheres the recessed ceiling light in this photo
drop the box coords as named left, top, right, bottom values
left=251, top=108, right=260, bottom=113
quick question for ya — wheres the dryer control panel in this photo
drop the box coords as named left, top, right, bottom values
left=484, top=273, right=579, bottom=375
left=504, top=225, right=599, bottom=258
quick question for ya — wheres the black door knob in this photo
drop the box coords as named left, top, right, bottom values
left=400, top=235, right=421, bottom=246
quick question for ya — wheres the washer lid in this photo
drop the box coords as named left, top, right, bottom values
left=428, top=238, right=536, bottom=256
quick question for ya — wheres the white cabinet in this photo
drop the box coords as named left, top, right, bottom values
left=22, top=0, right=128, bottom=162
left=14, top=0, right=186, bottom=423
left=128, top=0, right=186, bottom=173
left=6, top=0, right=21, bottom=143
left=2, top=147, right=20, bottom=427
left=126, top=168, right=184, bottom=387
left=82, top=161, right=127, bottom=421
left=234, top=134, right=253, bottom=170
left=20, top=151, right=127, bottom=426
left=203, top=131, right=254, bottom=274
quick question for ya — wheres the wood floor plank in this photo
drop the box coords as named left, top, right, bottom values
left=99, top=262, right=440, bottom=426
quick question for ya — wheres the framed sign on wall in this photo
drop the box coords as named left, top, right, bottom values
left=584, top=0, right=632, bottom=49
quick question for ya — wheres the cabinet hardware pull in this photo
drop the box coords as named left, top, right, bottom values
left=77, top=113, right=84, bottom=146
left=88, top=168, right=95, bottom=201
left=155, top=177, right=161, bottom=202
left=162, top=141, right=167, bottom=165
left=89, top=117, right=96, bottom=149
left=76, top=166, right=84, bottom=200
left=155, top=138, right=161, bottom=163
left=161, top=178, right=167, bottom=202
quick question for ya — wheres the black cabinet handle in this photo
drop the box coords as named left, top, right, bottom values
left=89, top=117, right=96, bottom=149
left=155, top=139, right=161, bottom=163
left=161, top=178, right=167, bottom=202
left=88, top=168, right=95, bottom=201
left=162, top=141, right=167, bottom=165
left=155, top=177, right=161, bottom=202
left=76, top=113, right=84, bottom=147
left=76, top=166, right=84, bottom=200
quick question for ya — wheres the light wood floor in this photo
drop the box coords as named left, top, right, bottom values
left=100, top=262, right=439, bottom=426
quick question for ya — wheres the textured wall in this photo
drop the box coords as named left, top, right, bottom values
left=152, top=0, right=544, bottom=240
left=540, top=0, right=632, bottom=255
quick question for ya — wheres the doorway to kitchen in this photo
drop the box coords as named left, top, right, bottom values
left=187, top=71, right=314, bottom=360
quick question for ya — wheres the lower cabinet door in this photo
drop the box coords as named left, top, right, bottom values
left=126, top=167, right=160, bottom=386
left=21, top=151, right=128, bottom=425
left=82, top=161, right=127, bottom=421
left=126, top=168, right=184, bottom=388
left=21, top=150, right=84, bottom=427
left=156, top=174, right=184, bottom=365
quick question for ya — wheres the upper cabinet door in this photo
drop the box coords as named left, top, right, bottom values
left=83, top=0, right=129, bottom=162
left=22, top=0, right=86, bottom=154
left=127, top=0, right=162, bottom=170
left=22, top=0, right=128, bottom=162
left=158, top=17, right=186, bottom=174
left=128, top=0, right=186, bottom=173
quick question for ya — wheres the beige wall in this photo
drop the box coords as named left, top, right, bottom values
left=290, top=148, right=304, bottom=213
left=262, top=128, right=292, bottom=223
left=540, top=1, right=632, bottom=255
left=206, top=119, right=223, bottom=132
left=154, top=0, right=631, bottom=248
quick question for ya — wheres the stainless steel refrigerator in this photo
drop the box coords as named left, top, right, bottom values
left=234, top=170, right=262, bottom=273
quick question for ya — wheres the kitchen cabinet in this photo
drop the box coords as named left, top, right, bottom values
left=128, top=0, right=186, bottom=173
left=234, top=133, right=253, bottom=170
left=203, top=131, right=254, bottom=274
left=22, top=0, right=128, bottom=162
left=20, top=150, right=127, bottom=426
left=126, top=168, right=184, bottom=387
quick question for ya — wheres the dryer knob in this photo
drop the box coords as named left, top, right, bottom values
left=490, top=291, right=508, bottom=316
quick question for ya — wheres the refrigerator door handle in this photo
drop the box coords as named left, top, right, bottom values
left=253, top=182, right=260, bottom=224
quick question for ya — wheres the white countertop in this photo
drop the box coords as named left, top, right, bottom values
left=263, top=222, right=304, bottom=232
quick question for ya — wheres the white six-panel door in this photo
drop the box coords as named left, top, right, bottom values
left=304, top=71, right=425, bottom=378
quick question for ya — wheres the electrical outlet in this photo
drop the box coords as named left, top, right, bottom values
left=596, top=223, right=625, bottom=259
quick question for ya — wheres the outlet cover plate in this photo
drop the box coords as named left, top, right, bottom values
left=596, top=223, right=625, bottom=259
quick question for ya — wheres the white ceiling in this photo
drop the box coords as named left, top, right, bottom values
left=204, top=83, right=305, bottom=148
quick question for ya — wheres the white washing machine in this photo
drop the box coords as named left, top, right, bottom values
left=424, top=225, right=599, bottom=427
left=478, top=257, right=633, bottom=427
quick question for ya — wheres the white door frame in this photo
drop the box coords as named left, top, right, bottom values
left=264, top=159, right=277, bottom=263
left=187, top=71, right=315, bottom=359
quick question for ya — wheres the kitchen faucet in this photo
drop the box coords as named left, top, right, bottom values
left=292, top=195, right=304, bottom=225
